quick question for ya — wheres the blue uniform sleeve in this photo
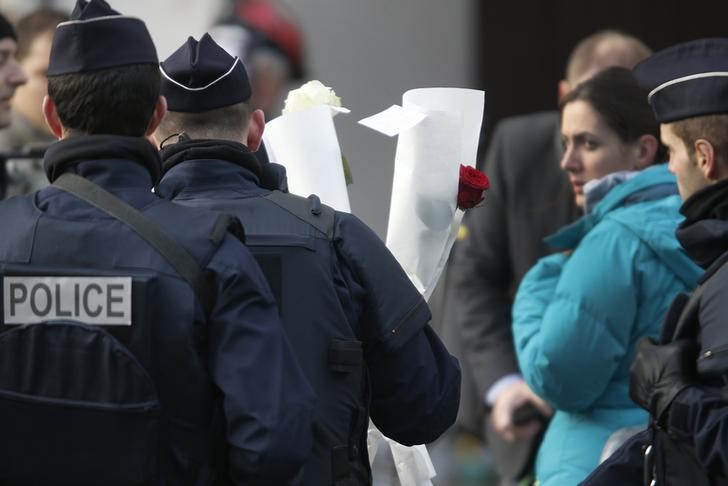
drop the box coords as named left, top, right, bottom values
left=513, top=222, right=640, bottom=411
left=333, top=212, right=461, bottom=445
left=206, top=235, right=314, bottom=484
left=579, top=429, right=650, bottom=485
left=669, top=386, right=728, bottom=477
left=334, top=212, right=431, bottom=348
left=367, top=325, right=461, bottom=445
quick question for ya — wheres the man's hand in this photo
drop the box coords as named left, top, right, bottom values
left=491, top=379, right=553, bottom=443
left=629, top=337, right=698, bottom=423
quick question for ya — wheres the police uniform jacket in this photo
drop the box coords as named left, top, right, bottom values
left=581, top=177, right=728, bottom=486
left=0, top=135, right=314, bottom=485
left=157, top=139, right=462, bottom=485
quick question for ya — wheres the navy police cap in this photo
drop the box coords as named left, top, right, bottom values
left=634, top=38, right=728, bottom=123
left=160, top=33, right=252, bottom=113
left=47, top=0, right=158, bottom=77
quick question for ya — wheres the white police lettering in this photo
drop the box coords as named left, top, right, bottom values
left=3, top=276, right=132, bottom=325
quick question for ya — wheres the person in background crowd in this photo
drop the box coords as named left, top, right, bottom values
left=442, top=30, right=652, bottom=484
left=511, top=67, right=701, bottom=485
left=0, top=1, right=314, bottom=484
left=154, top=32, right=461, bottom=485
left=0, top=11, right=27, bottom=197
left=583, top=37, right=728, bottom=486
left=209, top=0, right=305, bottom=119
left=0, top=7, right=67, bottom=198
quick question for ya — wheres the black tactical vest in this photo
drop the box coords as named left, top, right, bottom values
left=0, top=194, right=232, bottom=485
left=177, top=190, right=371, bottom=485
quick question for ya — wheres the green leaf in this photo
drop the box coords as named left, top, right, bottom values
left=342, top=154, right=353, bottom=185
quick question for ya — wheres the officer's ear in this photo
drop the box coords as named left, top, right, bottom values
left=246, top=108, right=265, bottom=152
left=145, top=96, right=168, bottom=137
left=695, top=139, right=720, bottom=181
left=42, top=95, right=63, bottom=139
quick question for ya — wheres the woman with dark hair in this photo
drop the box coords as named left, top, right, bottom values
left=511, top=67, right=702, bottom=485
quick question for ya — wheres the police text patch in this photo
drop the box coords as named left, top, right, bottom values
left=3, top=276, right=132, bottom=325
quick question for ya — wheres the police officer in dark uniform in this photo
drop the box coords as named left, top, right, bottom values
left=154, top=33, right=461, bottom=485
left=582, top=38, right=728, bottom=485
left=0, top=2, right=314, bottom=484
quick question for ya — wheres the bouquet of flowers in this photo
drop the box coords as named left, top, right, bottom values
left=262, top=80, right=352, bottom=212
left=360, top=87, right=487, bottom=485
left=361, top=87, right=486, bottom=299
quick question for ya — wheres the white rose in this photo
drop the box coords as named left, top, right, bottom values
left=282, top=80, right=349, bottom=115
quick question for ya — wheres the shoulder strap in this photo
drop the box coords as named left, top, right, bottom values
left=264, top=191, right=336, bottom=239
left=53, top=173, right=213, bottom=312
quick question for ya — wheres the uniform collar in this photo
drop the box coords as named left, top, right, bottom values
left=157, top=158, right=264, bottom=200
left=43, top=134, right=161, bottom=186
left=159, top=138, right=261, bottom=179
left=676, top=178, right=728, bottom=268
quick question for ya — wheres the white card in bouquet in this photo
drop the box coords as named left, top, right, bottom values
left=357, top=104, right=427, bottom=137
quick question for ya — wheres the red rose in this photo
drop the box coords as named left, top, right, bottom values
left=457, top=164, right=489, bottom=210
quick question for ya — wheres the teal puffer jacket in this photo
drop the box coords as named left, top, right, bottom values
left=512, top=164, right=701, bottom=486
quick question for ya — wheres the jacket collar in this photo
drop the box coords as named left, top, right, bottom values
left=43, top=134, right=161, bottom=186
left=157, top=157, right=264, bottom=200
left=160, top=138, right=261, bottom=180
left=158, top=138, right=290, bottom=198
left=546, top=164, right=677, bottom=249
left=676, top=178, right=728, bottom=269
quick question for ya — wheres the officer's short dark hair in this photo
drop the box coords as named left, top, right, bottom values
left=47, top=64, right=160, bottom=136
left=157, top=101, right=251, bottom=141
left=672, top=115, right=728, bottom=169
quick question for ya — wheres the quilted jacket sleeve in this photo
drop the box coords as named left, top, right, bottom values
left=512, top=221, right=640, bottom=411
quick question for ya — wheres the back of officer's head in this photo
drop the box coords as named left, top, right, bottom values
left=157, top=33, right=254, bottom=143
left=45, top=0, right=160, bottom=137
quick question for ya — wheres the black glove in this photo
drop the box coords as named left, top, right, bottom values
left=629, top=337, right=698, bottom=423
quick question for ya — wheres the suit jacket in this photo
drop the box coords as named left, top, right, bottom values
left=445, top=110, right=580, bottom=479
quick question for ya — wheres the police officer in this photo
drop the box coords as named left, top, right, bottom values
left=0, top=1, right=314, bottom=484
left=582, top=38, right=728, bottom=485
left=155, top=33, right=462, bottom=485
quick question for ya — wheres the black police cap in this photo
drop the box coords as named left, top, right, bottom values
left=634, top=38, right=728, bottom=123
left=160, top=33, right=252, bottom=113
left=47, top=0, right=158, bottom=77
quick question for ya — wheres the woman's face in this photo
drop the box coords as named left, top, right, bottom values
left=560, top=100, right=639, bottom=208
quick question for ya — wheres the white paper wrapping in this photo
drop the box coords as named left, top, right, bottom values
left=362, top=87, right=485, bottom=486
left=367, top=422, right=436, bottom=486
left=262, top=105, right=351, bottom=212
left=383, top=87, right=484, bottom=300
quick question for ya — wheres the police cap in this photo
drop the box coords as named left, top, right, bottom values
left=47, top=0, right=158, bottom=77
left=160, top=33, right=252, bottom=113
left=634, top=37, right=728, bottom=123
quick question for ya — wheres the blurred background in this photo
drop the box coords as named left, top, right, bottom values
left=1, top=0, right=726, bottom=237
left=1, top=1, right=727, bottom=484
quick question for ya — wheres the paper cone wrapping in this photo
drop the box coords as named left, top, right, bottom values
left=263, top=105, right=351, bottom=212
left=385, top=87, right=484, bottom=300
left=365, top=87, right=485, bottom=485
